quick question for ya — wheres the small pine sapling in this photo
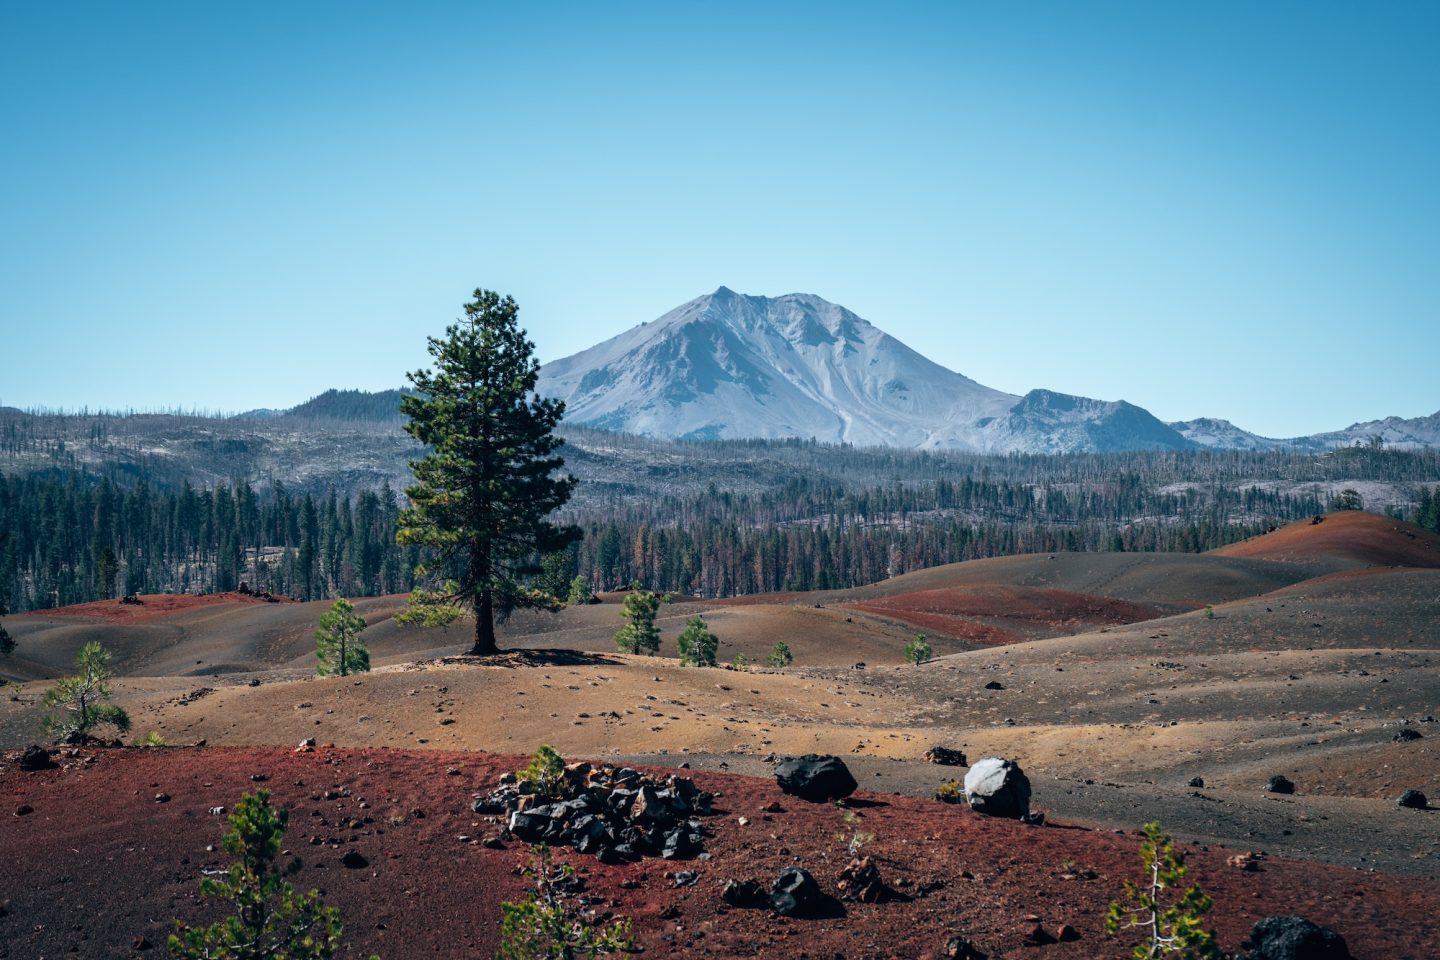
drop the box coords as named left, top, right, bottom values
left=613, top=585, right=661, bottom=655
left=730, top=652, right=749, bottom=671
left=169, top=789, right=371, bottom=960
left=904, top=633, right=932, bottom=665
left=519, top=744, right=566, bottom=799
left=499, top=845, right=633, bottom=960
left=1105, top=821, right=1221, bottom=960
left=676, top=615, right=718, bottom=667
left=314, top=598, right=370, bottom=676
left=566, top=575, right=592, bottom=606
left=1203, top=605, right=1215, bottom=620
left=41, top=641, right=130, bottom=743
left=765, top=640, right=793, bottom=668
left=834, top=810, right=875, bottom=857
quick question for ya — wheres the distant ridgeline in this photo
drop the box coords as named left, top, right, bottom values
left=2, top=442, right=1440, bottom=612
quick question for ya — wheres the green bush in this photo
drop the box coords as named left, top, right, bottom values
left=1105, top=821, right=1221, bottom=959
left=903, top=633, right=932, bottom=665
left=499, top=845, right=633, bottom=959
left=519, top=744, right=566, bottom=799
left=935, top=779, right=965, bottom=804
left=676, top=616, right=718, bottom=667
left=765, top=640, right=794, bottom=668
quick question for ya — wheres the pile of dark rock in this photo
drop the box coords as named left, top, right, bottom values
left=925, top=746, right=968, bottom=767
left=472, top=761, right=712, bottom=864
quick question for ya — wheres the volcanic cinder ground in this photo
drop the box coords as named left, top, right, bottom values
left=2, top=511, right=1438, bottom=958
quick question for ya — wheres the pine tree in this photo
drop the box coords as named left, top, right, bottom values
left=314, top=598, right=370, bottom=677
left=396, top=289, right=580, bottom=655
left=613, top=585, right=661, bottom=655
left=41, top=642, right=130, bottom=742
left=676, top=615, right=718, bottom=666
left=0, top=598, right=13, bottom=657
left=766, top=640, right=793, bottom=668
left=566, top=575, right=592, bottom=606
left=169, top=790, right=359, bottom=960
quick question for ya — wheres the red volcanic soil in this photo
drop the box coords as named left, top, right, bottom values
left=3, top=747, right=1434, bottom=960
left=1212, top=511, right=1440, bottom=569
left=25, top=591, right=297, bottom=624
left=841, top=585, right=1163, bottom=645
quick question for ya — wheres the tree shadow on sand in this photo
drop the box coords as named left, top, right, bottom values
left=426, top=649, right=623, bottom=668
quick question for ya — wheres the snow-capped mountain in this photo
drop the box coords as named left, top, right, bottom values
left=1169, top=417, right=1299, bottom=451
left=537, top=288, right=1194, bottom=453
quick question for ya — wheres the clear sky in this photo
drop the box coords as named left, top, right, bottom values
left=2, top=2, right=1436, bottom=438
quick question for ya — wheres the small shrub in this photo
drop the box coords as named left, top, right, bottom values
left=834, top=810, right=875, bottom=857
left=765, top=640, right=794, bottom=668
left=169, top=789, right=369, bottom=959
left=935, top=779, right=965, bottom=804
left=729, top=652, right=749, bottom=671
left=138, top=730, right=166, bottom=748
left=676, top=616, right=719, bottom=667
left=499, top=844, right=633, bottom=959
left=42, top=641, right=131, bottom=743
left=904, top=633, right=932, bottom=665
left=1105, top=820, right=1221, bottom=959
left=519, top=745, right=566, bottom=799
left=1203, top=605, right=1214, bottom=620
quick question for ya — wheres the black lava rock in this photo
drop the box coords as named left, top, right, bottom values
left=1397, top=789, right=1428, bottom=809
left=774, top=755, right=858, bottom=803
left=17, top=745, right=56, bottom=772
left=1240, top=916, right=1352, bottom=960
left=769, top=867, right=820, bottom=917
left=1393, top=727, right=1423, bottom=742
left=722, top=878, right=767, bottom=907
left=1264, top=775, right=1295, bottom=795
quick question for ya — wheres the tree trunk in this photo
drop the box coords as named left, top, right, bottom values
left=472, top=592, right=498, bottom=656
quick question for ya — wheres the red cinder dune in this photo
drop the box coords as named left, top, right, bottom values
left=1212, top=511, right=1440, bottom=569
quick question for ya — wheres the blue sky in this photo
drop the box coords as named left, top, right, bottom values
left=2, top=2, right=1436, bottom=437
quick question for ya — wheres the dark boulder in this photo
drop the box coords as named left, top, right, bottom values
left=769, top=867, right=821, bottom=917
left=1393, top=727, right=1423, bottom=742
left=340, top=850, right=368, bottom=869
left=962, top=757, right=1031, bottom=818
left=721, top=878, right=768, bottom=907
left=508, top=810, right=556, bottom=843
left=774, top=754, right=858, bottom=803
left=1240, top=916, right=1352, bottom=960
left=1187, top=776, right=1205, bottom=788
left=1396, top=789, right=1428, bottom=809
left=17, top=745, right=56, bottom=772
left=925, top=746, right=968, bottom=767
left=1264, top=775, right=1295, bottom=795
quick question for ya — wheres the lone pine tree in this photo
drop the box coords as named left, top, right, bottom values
left=613, top=585, right=662, bottom=655
left=396, top=289, right=580, bottom=655
left=314, top=598, right=370, bottom=676
left=42, top=641, right=130, bottom=743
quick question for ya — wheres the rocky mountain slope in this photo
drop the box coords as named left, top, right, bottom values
left=536, top=288, right=1193, bottom=453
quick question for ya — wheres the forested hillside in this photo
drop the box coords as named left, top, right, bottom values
left=3, top=441, right=1438, bottom=612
